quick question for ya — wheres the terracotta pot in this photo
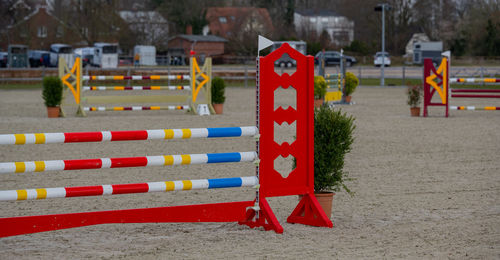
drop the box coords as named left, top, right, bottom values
left=315, top=192, right=334, bottom=218
left=345, top=96, right=352, bottom=103
left=298, top=192, right=334, bottom=218
left=314, top=98, right=324, bottom=108
left=410, top=107, right=420, bottom=117
left=46, top=106, right=60, bottom=118
left=213, top=103, right=223, bottom=114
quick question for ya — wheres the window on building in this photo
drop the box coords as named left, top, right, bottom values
left=230, top=16, right=235, bottom=20
left=219, top=17, right=227, bottom=23
left=37, top=26, right=47, bottom=38
left=81, top=27, right=88, bottom=37
left=310, top=17, right=317, bottom=22
left=321, top=17, right=328, bottom=23
left=56, top=26, right=63, bottom=38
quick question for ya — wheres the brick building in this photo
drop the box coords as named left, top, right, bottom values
left=1, top=5, right=81, bottom=51
left=167, top=34, right=227, bottom=63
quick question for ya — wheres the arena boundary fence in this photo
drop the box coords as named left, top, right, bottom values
left=0, top=43, right=332, bottom=237
left=59, top=57, right=214, bottom=116
left=423, top=51, right=500, bottom=117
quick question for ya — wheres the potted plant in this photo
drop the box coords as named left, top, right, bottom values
left=407, top=84, right=422, bottom=117
left=314, top=75, right=327, bottom=107
left=343, top=72, right=359, bottom=103
left=42, top=76, right=63, bottom=118
left=211, top=76, right=226, bottom=114
left=313, top=105, right=355, bottom=216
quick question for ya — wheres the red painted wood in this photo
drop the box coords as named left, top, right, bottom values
left=110, top=157, right=148, bottom=168
left=65, top=186, right=103, bottom=197
left=111, top=183, right=149, bottom=194
left=64, top=159, right=102, bottom=170
left=64, top=132, right=103, bottom=143
left=110, top=130, right=148, bottom=141
left=0, top=201, right=253, bottom=237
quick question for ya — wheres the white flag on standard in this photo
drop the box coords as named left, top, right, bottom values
left=258, top=35, right=273, bottom=53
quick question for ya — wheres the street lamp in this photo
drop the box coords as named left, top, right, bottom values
left=375, top=3, right=391, bottom=86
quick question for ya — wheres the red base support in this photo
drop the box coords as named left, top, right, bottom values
left=239, top=198, right=284, bottom=233
left=287, top=193, right=333, bottom=228
left=0, top=201, right=253, bottom=237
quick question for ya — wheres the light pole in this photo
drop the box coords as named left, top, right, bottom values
left=375, top=3, right=391, bottom=86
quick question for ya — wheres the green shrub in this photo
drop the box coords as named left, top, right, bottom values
left=42, top=76, right=63, bottom=107
left=211, top=77, right=226, bottom=104
left=314, top=75, right=327, bottom=99
left=314, top=105, right=355, bottom=193
left=344, top=72, right=359, bottom=96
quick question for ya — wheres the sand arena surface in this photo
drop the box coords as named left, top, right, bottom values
left=0, top=86, right=499, bottom=259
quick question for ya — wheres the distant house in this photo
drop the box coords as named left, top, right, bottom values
left=167, top=34, right=227, bottom=64
left=1, top=5, right=80, bottom=50
left=119, top=11, right=169, bottom=50
left=204, top=7, right=274, bottom=38
left=294, top=9, right=354, bottom=47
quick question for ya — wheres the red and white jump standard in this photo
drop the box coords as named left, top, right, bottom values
left=0, top=44, right=332, bottom=237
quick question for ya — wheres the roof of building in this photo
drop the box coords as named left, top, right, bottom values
left=205, top=7, right=274, bottom=37
left=170, top=34, right=228, bottom=43
left=295, top=9, right=342, bottom=17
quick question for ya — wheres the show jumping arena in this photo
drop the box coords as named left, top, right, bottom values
left=1, top=68, right=499, bottom=257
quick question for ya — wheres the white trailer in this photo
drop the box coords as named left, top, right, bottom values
left=93, top=43, right=118, bottom=68
left=49, top=44, right=74, bottom=68
left=413, top=41, right=443, bottom=64
left=134, top=45, right=157, bottom=66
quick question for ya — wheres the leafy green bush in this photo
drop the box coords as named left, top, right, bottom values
left=314, top=105, right=355, bottom=193
left=407, top=84, right=422, bottom=107
left=344, top=72, right=359, bottom=96
left=314, top=75, right=327, bottom=99
left=211, top=76, right=226, bottom=104
left=42, top=76, right=63, bottom=107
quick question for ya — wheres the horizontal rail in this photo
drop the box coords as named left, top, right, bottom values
left=451, top=94, right=500, bottom=98
left=0, top=152, right=257, bottom=174
left=82, top=75, right=190, bottom=81
left=83, top=86, right=191, bottom=91
left=0, top=176, right=258, bottom=201
left=450, top=106, right=500, bottom=110
left=0, top=126, right=258, bottom=145
left=451, top=89, right=500, bottom=93
left=83, top=105, right=189, bottom=111
left=450, top=78, right=500, bottom=83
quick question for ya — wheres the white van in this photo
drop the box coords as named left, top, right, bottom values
left=93, top=43, right=118, bottom=68
left=49, top=44, right=74, bottom=68
left=134, top=45, right=157, bottom=66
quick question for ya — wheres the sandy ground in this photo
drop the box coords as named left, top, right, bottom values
left=0, top=86, right=499, bottom=259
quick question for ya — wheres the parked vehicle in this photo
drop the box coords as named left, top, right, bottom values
left=28, top=50, right=50, bottom=67
left=0, top=52, right=7, bottom=68
left=93, top=42, right=118, bottom=68
left=374, top=52, right=391, bottom=67
left=271, top=41, right=307, bottom=67
left=8, top=45, right=29, bottom=68
left=413, top=41, right=443, bottom=65
left=49, top=44, right=74, bottom=67
left=315, top=51, right=357, bottom=67
left=74, top=47, right=95, bottom=67
left=134, top=45, right=157, bottom=66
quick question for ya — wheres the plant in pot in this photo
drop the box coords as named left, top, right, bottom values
left=314, top=75, right=327, bottom=107
left=211, top=76, right=226, bottom=114
left=42, top=76, right=63, bottom=118
left=343, top=72, right=359, bottom=103
left=313, top=105, right=355, bottom=217
left=407, top=84, right=422, bottom=117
